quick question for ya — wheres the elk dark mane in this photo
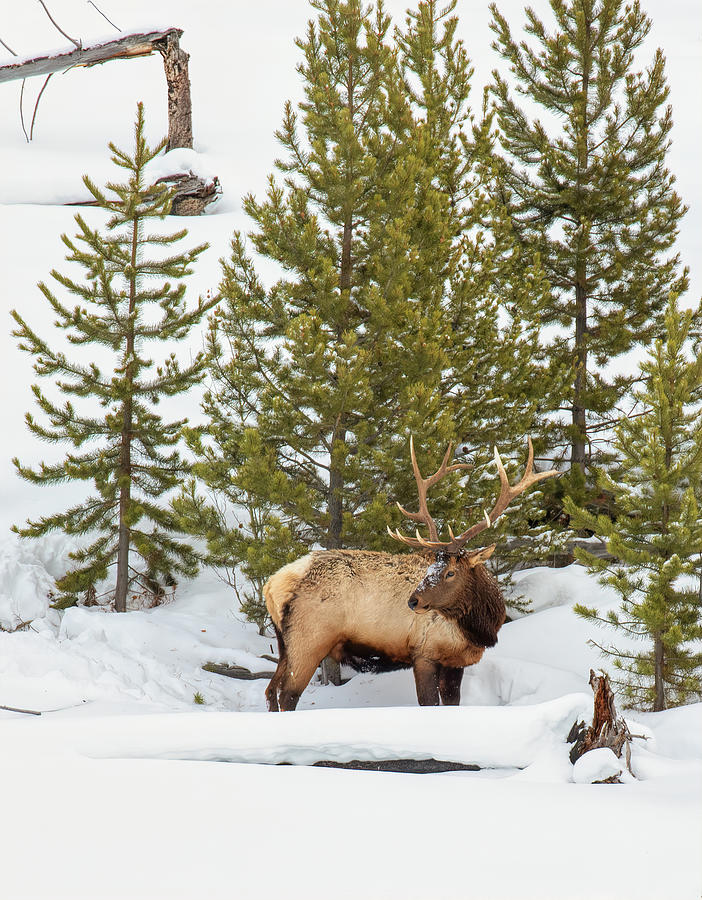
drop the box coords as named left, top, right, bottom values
left=448, top=566, right=506, bottom=649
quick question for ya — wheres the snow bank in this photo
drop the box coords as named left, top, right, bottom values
left=1, top=695, right=593, bottom=770
left=508, top=562, right=620, bottom=616
left=0, top=750, right=698, bottom=900
left=0, top=533, right=75, bottom=629
left=572, top=747, right=628, bottom=783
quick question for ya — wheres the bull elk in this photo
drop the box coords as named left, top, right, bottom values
left=264, top=438, right=558, bottom=711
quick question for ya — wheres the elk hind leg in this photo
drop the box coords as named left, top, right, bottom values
left=277, top=659, right=321, bottom=711
left=265, top=626, right=287, bottom=712
left=277, top=639, right=333, bottom=711
left=439, top=665, right=464, bottom=706
left=412, top=658, right=441, bottom=706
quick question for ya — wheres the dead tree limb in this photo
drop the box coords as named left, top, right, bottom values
left=0, top=28, right=193, bottom=150
left=0, top=28, right=180, bottom=82
left=0, top=704, right=42, bottom=716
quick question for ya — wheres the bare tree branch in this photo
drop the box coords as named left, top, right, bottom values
left=19, top=78, right=29, bottom=142
left=87, top=1, right=121, bottom=32
left=37, top=0, right=82, bottom=49
left=29, top=73, right=52, bottom=140
left=0, top=36, right=17, bottom=56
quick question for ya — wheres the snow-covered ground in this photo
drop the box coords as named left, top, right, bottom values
left=0, top=537, right=700, bottom=900
left=1, top=2, right=701, bottom=898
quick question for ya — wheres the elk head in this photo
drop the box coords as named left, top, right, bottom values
left=388, top=436, right=559, bottom=616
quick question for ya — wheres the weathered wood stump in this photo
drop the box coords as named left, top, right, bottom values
left=568, top=669, right=634, bottom=780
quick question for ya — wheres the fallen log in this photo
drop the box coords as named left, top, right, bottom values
left=203, top=662, right=276, bottom=681
left=67, top=170, right=221, bottom=216
left=155, top=172, right=220, bottom=216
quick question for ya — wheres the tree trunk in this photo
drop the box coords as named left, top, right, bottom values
left=653, top=634, right=666, bottom=711
left=324, top=418, right=345, bottom=686
left=571, top=20, right=591, bottom=477
left=327, top=420, right=346, bottom=551
left=326, top=207, right=353, bottom=551
left=572, top=276, right=588, bottom=474
left=156, top=31, right=193, bottom=150
left=114, top=217, right=139, bottom=613
left=320, top=656, right=342, bottom=687
left=321, top=61, right=357, bottom=687
left=321, top=207, right=354, bottom=685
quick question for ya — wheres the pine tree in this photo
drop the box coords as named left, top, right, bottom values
left=565, top=297, right=702, bottom=710
left=179, top=0, right=556, bottom=625
left=490, top=0, right=688, bottom=480
left=11, top=105, right=218, bottom=612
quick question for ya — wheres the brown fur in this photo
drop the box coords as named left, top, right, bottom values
left=264, top=549, right=506, bottom=711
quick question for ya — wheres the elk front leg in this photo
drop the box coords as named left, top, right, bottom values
left=412, top=658, right=441, bottom=706
left=439, top=665, right=464, bottom=705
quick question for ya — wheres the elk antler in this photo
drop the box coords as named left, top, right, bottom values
left=387, top=437, right=559, bottom=555
left=387, top=437, right=472, bottom=547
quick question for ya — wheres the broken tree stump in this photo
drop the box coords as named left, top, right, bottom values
left=568, top=669, right=634, bottom=779
left=156, top=30, right=192, bottom=150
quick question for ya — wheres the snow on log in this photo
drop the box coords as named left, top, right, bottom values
left=0, top=29, right=182, bottom=84
left=155, top=171, right=220, bottom=216
left=67, top=170, right=221, bottom=216
left=0, top=29, right=194, bottom=151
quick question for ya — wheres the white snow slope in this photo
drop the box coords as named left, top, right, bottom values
left=1, top=3, right=701, bottom=900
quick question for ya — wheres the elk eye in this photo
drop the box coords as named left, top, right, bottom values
left=446, top=571, right=456, bottom=579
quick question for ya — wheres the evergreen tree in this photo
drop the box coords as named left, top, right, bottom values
left=565, top=297, right=702, bottom=710
left=490, top=0, right=688, bottom=481
left=11, top=105, right=218, bottom=612
left=179, top=0, right=556, bottom=624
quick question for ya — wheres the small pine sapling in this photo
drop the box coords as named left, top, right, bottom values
left=565, top=297, right=702, bottom=710
left=12, top=104, right=219, bottom=612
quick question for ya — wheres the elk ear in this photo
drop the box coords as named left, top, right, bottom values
left=466, top=544, right=496, bottom=567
